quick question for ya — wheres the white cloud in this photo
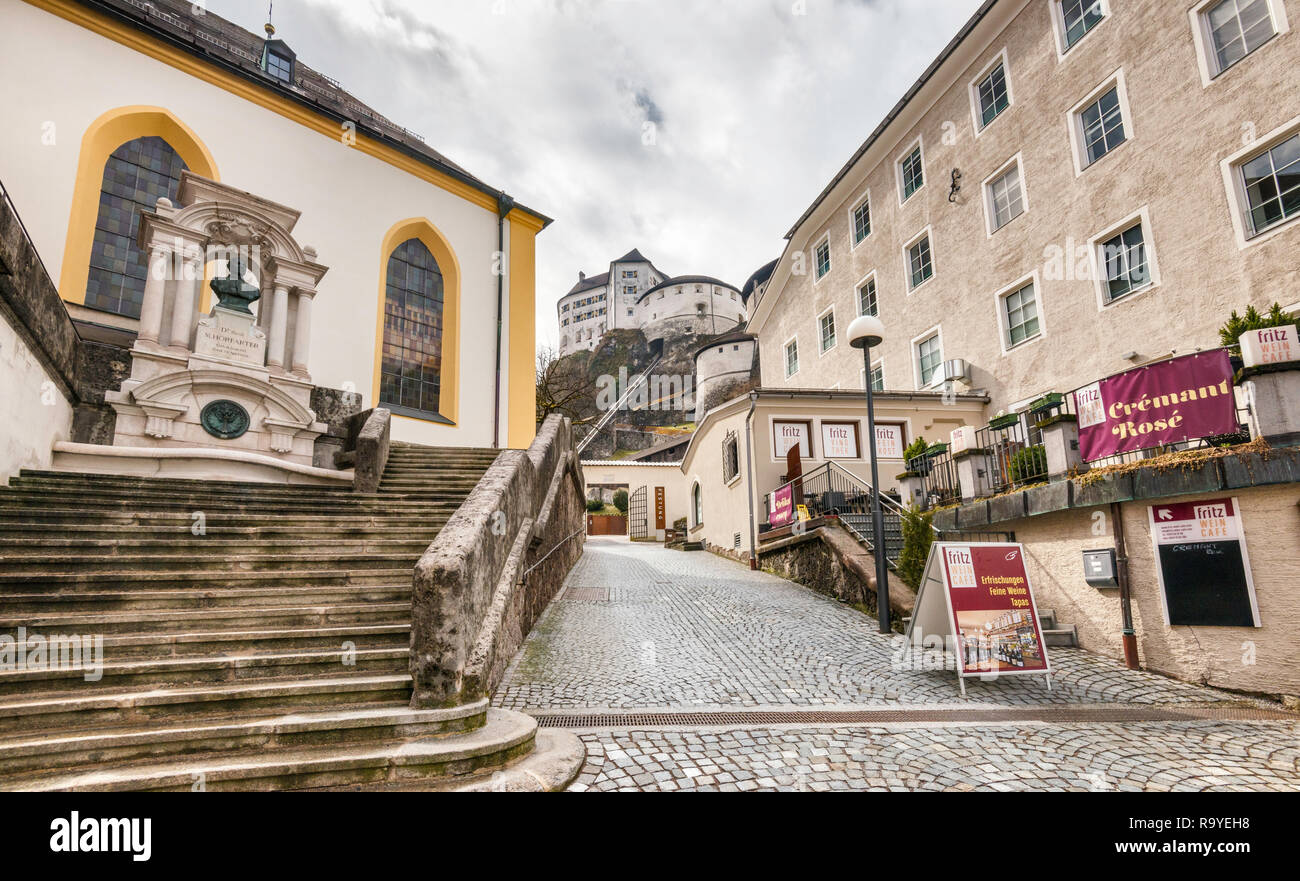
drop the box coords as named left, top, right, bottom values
left=216, top=0, right=984, bottom=347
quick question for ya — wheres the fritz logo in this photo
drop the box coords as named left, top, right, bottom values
left=944, top=547, right=976, bottom=588
left=1194, top=503, right=1228, bottom=520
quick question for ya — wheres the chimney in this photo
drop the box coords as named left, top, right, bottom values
left=578, top=271, right=586, bottom=282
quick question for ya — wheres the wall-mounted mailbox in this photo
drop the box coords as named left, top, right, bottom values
left=1083, top=548, right=1118, bottom=588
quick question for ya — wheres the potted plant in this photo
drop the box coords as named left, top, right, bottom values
left=988, top=412, right=1021, bottom=431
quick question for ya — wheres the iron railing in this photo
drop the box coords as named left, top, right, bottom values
left=761, top=462, right=1015, bottom=567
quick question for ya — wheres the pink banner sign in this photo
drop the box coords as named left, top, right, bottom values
left=769, top=485, right=794, bottom=527
left=1075, top=350, right=1238, bottom=462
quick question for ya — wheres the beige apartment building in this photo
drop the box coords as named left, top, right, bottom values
left=748, top=0, right=1300, bottom=414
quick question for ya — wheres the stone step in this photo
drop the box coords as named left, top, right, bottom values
left=0, top=646, right=409, bottom=698
left=0, top=701, right=488, bottom=782
left=0, top=582, right=411, bottom=614
left=0, top=673, right=415, bottom=736
left=75, top=622, right=410, bottom=659
left=0, top=512, right=452, bottom=530
left=0, top=551, right=423, bottom=575
left=0, top=489, right=466, bottom=512
left=0, top=601, right=412, bottom=636
left=5, top=707, right=535, bottom=792
left=14, top=470, right=490, bottom=493
left=0, top=537, right=431, bottom=556
left=0, top=567, right=412, bottom=591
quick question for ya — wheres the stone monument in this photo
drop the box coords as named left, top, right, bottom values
left=101, top=172, right=332, bottom=475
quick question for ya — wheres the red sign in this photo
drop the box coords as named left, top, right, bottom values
left=769, top=485, right=793, bottom=527
left=1075, top=350, right=1238, bottom=461
left=940, top=545, right=1049, bottom=675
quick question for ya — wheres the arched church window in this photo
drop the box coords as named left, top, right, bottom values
left=380, top=238, right=444, bottom=416
left=693, top=482, right=703, bottom=526
left=86, top=136, right=188, bottom=318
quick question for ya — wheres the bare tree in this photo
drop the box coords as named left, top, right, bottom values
left=536, top=345, right=599, bottom=427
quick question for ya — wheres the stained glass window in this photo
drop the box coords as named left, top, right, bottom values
left=86, top=137, right=188, bottom=318
left=380, top=238, right=445, bottom=416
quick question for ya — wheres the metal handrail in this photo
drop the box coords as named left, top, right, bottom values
left=574, top=355, right=663, bottom=455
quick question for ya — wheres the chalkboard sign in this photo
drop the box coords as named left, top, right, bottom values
left=1156, top=541, right=1255, bottom=626
left=1148, top=498, right=1260, bottom=628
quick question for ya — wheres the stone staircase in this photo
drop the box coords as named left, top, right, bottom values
left=0, top=443, right=571, bottom=791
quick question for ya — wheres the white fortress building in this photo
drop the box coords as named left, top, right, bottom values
left=557, top=249, right=748, bottom=356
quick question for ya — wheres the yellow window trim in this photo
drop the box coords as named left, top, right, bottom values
left=26, top=0, right=546, bottom=224
left=507, top=214, right=538, bottom=449
left=373, top=219, right=460, bottom=426
left=60, top=105, right=219, bottom=307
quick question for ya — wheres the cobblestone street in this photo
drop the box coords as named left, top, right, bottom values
left=495, top=538, right=1300, bottom=791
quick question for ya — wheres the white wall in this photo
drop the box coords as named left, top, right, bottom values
left=0, top=310, right=74, bottom=483
left=0, top=1, right=516, bottom=447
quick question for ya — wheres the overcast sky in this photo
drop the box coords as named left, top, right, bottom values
left=215, top=0, right=984, bottom=349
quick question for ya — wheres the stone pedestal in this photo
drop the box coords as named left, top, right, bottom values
left=898, top=473, right=926, bottom=509
left=1039, top=414, right=1082, bottom=480
left=195, top=306, right=267, bottom=367
left=1243, top=365, right=1300, bottom=447
left=953, top=449, right=990, bottom=502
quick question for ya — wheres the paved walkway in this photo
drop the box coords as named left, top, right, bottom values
left=494, top=538, right=1300, bottom=792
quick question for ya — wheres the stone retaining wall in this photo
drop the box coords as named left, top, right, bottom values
left=410, top=414, right=585, bottom=707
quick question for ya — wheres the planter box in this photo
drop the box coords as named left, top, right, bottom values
left=1131, top=460, right=1224, bottom=499
left=1071, top=472, right=1135, bottom=508
left=987, top=413, right=1021, bottom=431
left=988, top=492, right=1028, bottom=523
left=1221, top=450, right=1300, bottom=488
left=1025, top=481, right=1072, bottom=516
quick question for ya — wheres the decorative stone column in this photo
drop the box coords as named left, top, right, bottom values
left=268, top=283, right=291, bottom=370
left=897, top=473, right=926, bottom=508
left=168, top=253, right=201, bottom=353
left=292, top=288, right=314, bottom=378
left=137, top=240, right=170, bottom=345
left=1038, top=414, right=1082, bottom=480
left=1241, top=364, right=1300, bottom=447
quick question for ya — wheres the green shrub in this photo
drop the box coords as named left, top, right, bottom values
left=612, top=489, right=629, bottom=514
left=896, top=505, right=934, bottom=591
left=585, top=498, right=604, bottom=513
left=1219, top=302, right=1294, bottom=353
left=902, top=436, right=929, bottom=463
left=1009, top=445, right=1047, bottom=484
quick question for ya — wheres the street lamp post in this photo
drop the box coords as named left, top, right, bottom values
left=847, top=315, right=891, bottom=634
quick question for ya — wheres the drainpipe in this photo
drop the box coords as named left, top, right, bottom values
left=1111, top=501, right=1140, bottom=669
left=744, top=391, right=759, bottom=570
left=493, top=192, right=515, bottom=448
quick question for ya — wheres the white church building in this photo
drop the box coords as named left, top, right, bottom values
left=0, top=0, right=548, bottom=485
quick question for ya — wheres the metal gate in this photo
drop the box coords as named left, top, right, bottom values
left=628, top=485, right=648, bottom=539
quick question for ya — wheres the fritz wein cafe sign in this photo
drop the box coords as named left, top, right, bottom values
left=1075, top=350, right=1238, bottom=461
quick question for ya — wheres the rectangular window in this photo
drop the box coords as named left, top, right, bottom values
left=1079, top=86, right=1126, bottom=167
left=1002, top=281, right=1041, bottom=347
left=1061, top=0, right=1105, bottom=50
left=784, top=339, right=799, bottom=378
left=869, top=363, right=885, bottom=392
left=814, top=239, right=831, bottom=279
left=858, top=276, right=878, bottom=317
left=977, top=62, right=1010, bottom=128
left=1100, top=223, right=1151, bottom=302
left=900, top=145, right=924, bottom=200
left=907, top=235, right=933, bottom=290
left=988, top=163, right=1025, bottom=231
left=265, top=50, right=293, bottom=83
left=917, top=334, right=942, bottom=387
left=1240, top=132, right=1300, bottom=236
left=1206, top=0, right=1277, bottom=73
left=819, top=310, right=836, bottom=353
left=852, top=197, right=872, bottom=243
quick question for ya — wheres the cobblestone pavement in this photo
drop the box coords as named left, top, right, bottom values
left=566, top=722, right=1300, bottom=792
left=495, top=538, right=1240, bottom=710
left=495, top=539, right=1300, bottom=792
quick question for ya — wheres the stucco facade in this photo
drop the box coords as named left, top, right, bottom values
left=1009, top=485, right=1300, bottom=696
left=580, top=460, right=691, bottom=539
left=749, top=0, right=1300, bottom=417
left=681, top=389, right=989, bottom=557
left=0, top=0, right=545, bottom=450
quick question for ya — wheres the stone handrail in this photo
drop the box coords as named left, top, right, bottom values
left=410, top=414, right=585, bottom=708
left=336, top=407, right=390, bottom=492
